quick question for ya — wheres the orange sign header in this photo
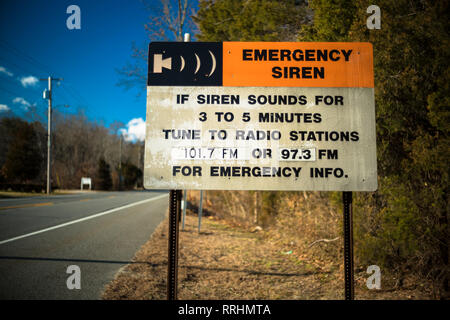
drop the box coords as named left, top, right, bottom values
left=222, top=42, right=373, bottom=88
left=147, top=42, right=374, bottom=88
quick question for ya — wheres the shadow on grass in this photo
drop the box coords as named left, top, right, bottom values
left=0, top=256, right=327, bottom=278
left=185, top=200, right=214, bottom=217
left=181, top=264, right=324, bottom=277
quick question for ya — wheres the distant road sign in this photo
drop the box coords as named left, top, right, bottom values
left=80, top=177, right=92, bottom=190
left=144, top=42, right=376, bottom=191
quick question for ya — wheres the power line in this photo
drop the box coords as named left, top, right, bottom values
left=0, top=86, right=26, bottom=98
left=0, top=53, right=57, bottom=108
left=52, top=89, right=72, bottom=105
left=2, top=75, right=77, bottom=109
left=63, top=83, right=91, bottom=106
left=60, top=84, right=85, bottom=106
left=0, top=40, right=89, bottom=110
left=0, top=40, right=55, bottom=75
left=0, top=86, right=47, bottom=113
left=0, top=55, right=43, bottom=78
left=0, top=78, right=47, bottom=111
left=0, top=75, right=43, bottom=97
left=60, top=83, right=96, bottom=117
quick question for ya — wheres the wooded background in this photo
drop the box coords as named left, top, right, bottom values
left=0, top=110, right=144, bottom=191
left=193, top=0, right=449, bottom=299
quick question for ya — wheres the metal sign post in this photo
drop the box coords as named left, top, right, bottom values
left=198, top=190, right=203, bottom=233
left=167, top=190, right=181, bottom=300
left=343, top=191, right=354, bottom=300
left=182, top=189, right=187, bottom=230
left=168, top=34, right=190, bottom=300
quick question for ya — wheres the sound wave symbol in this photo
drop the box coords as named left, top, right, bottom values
left=180, top=56, right=185, bottom=72
left=208, top=50, right=216, bottom=77
left=177, top=51, right=217, bottom=77
left=194, top=54, right=200, bottom=74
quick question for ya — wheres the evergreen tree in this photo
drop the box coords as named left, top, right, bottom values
left=121, top=161, right=142, bottom=189
left=97, top=157, right=113, bottom=190
left=1, top=119, right=42, bottom=183
left=195, top=0, right=310, bottom=41
left=301, top=0, right=449, bottom=297
left=195, top=0, right=449, bottom=297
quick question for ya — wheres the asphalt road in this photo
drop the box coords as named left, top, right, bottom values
left=0, top=190, right=169, bottom=299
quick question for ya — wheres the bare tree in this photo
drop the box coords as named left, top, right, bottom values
left=117, top=0, right=197, bottom=92
left=145, top=0, right=193, bottom=41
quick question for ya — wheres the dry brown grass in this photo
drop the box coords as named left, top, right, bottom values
left=0, top=191, right=44, bottom=198
left=102, top=198, right=432, bottom=300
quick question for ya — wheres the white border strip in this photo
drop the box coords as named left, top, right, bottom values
left=0, top=193, right=168, bottom=245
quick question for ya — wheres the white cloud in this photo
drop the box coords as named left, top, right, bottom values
left=120, top=118, right=146, bottom=142
left=13, top=97, right=31, bottom=109
left=20, top=75, right=39, bottom=87
left=0, top=66, right=13, bottom=77
left=0, top=104, right=10, bottom=112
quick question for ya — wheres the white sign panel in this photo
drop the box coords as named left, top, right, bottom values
left=144, top=86, right=376, bottom=191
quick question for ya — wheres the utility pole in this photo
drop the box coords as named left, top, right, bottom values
left=41, top=76, right=63, bottom=195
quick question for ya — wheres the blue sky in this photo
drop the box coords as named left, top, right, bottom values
left=0, top=0, right=196, bottom=140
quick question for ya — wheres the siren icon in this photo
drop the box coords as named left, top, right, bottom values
left=148, top=42, right=222, bottom=86
left=153, top=54, right=172, bottom=73
left=152, top=51, right=217, bottom=76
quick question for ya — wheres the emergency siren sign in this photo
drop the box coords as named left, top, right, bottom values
left=144, top=42, right=377, bottom=191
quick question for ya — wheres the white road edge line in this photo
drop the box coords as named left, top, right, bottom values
left=0, top=193, right=168, bottom=245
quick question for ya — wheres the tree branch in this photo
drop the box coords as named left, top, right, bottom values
left=308, top=237, right=340, bottom=248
